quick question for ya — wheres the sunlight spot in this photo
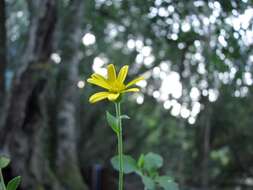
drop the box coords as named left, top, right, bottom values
left=234, top=90, right=240, bottom=97
left=135, top=40, right=144, bottom=50
left=167, top=5, right=175, bottom=13
left=218, top=35, right=228, bottom=47
left=188, top=116, right=196, bottom=125
left=181, top=22, right=191, bottom=32
left=82, top=33, right=96, bottom=46
left=202, top=89, right=208, bottom=96
left=171, top=33, right=178, bottom=41
left=149, top=7, right=158, bottom=18
left=243, top=72, right=253, bottom=85
left=153, top=67, right=161, bottom=78
left=158, top=7, right=169, bottom=17
left=159, top=72, right=167, bottom=79
left=178, top=42, right=186, bottom=49
left=203, top=17, right=210, bottom=26
left=17, top=11, right=24, bottom=18
left=208, top=89, right=218, bottom=102
left=194, top=53, right=202, bottom=61
left=190, top=87, right=200, bottom=101
left=181, top=106, right=190, bottom=119
left=240, top=86, right=249, bottom=97
left=153, top=90, right=160, bottom=99
left=155, top=0, right=162, bottom=6
left=50, top=53, right=61, bottom=64
left=136, top=95, right=144, bottom=104
left=127, top=39, right=135, bottom=50
left=136, top=54, right=144, bottom=64
left=173, top=23, right=180, bottom=30
left=194, top=40, right=201, bottom=47
left=163, top=100, right=172, bottom=110
left=197, top=62, right=206, bottom=74
left=141, top=46, right=152, bottom=56
left=191, top=102, right=201, bottom=117
left=136, top=80, right=147, bottom=88
left=160, top=61, right=170, bottom=72
left=171, top=100, right=181, bottom=117
left=144, top=55, right=155, bottom=67
left=160, top=72, right=182, bottom=99
left=92, top=57, right=107, bottom=76
left=194, top=1, right=204, bottom=7
left=77, top=80, right=85, bottom=88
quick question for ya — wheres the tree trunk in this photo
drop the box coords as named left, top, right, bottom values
left=202, top=117, right=211, bottom=190
left=55, top=0, right=88, bottom=189
left=196, top=99, right=212, bottom=190
left=0, top=0, right=6, bottom=98
left=0, top=0, right=61, bottom=189
left=0, top=0, right=7, bottom=129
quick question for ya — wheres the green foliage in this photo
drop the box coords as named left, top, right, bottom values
left=106, top=111, right=119, bottom=134
left=106, top=111, right=131, bottom=134
left=142, top=152, right=163, bottom=171
left=0, top=156, right=21, bottom=190
left=111, top=155, right=138, bottom=174
left=0, top=157, right=10, bottom=169
left=156, top=176, right=179, bottom=190
left=141, top=176, right=155, bottom=190
left=111, top=153, right=179, bottom=190
left=6, top=176, right=21, bottom=190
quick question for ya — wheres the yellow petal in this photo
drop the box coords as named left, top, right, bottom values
left=91, top=73, right=111, bottom=87
left=123, top=88, right=140, bottom=93
left=126, top=76, right=144, bottom=88
left=117, top=65, right=129, bottom=83
left=89, top=92, right=110, bottom=103
left=107, top=93, right=120, bottom=101
left=107, top=64, right=117, bottom=81
left=87, top=78, right=111, bottom=90
left=91, top=73, right=107, bottom=81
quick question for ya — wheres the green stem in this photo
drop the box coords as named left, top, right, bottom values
left=0, top=169, right=6, bottom=190
left=115, top=102, right=123, bottom=190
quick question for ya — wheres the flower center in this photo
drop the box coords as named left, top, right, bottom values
left=109, top=81, right=125, bottom=93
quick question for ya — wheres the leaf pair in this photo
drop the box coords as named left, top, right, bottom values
left=110, top=153, right=164, bottom=175
left=110, top=153, right=179, bottom=190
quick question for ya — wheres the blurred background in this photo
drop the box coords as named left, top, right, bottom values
left=0, top=0, right=253, bottom=190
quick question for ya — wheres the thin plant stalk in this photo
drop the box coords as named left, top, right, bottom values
left=115, top=102, right=123, bottom=190
left=0, top=169, right=6, bottom=190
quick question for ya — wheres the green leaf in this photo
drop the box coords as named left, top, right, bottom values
left=156, top=176, right=179, bottom=190
left=141, top=175, right=155, bottom=190
left=7, top=176, right=21, bottom=190
left=143, top=152, right=163, bottom=171
left=110, top=155, right=138, bottom=174
left=120, top=115, right=130, bottom=120
left=0, top=156, right=10, bottom=169
left=137, top=154, right=145, bottom=168
left=106, top=111, right=119, bottom=133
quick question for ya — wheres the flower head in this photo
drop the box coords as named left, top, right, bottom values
left=87, top=64, right=144, bottom=103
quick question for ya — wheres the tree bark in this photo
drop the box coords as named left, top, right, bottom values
left=0, top=0, right=7, bottom=130
left=0, top=0, right=61, bottom=189
left=0, top=0, right=6, bottom=98
left=195, top=99, right=212, bottom=190
left=55, top=0, right=88, bottom=189
left=202, top=116, right=211, bottom=190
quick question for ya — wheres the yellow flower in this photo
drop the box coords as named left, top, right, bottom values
left=87, top=64, right=144, bottom=103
